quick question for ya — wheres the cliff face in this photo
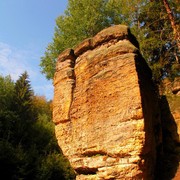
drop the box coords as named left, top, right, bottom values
left=53, top=25, right=162, bottom=179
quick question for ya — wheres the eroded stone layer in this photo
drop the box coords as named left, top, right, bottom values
left=53, top=25, right=161, bottom=179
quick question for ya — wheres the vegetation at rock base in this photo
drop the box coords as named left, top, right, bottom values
left=40, top=0, right=179, bottom=83
left=0, top=73, right=75, bottom=180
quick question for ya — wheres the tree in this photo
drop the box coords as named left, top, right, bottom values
left=0, top=75, right=16, bottom=141
left=162, top=0, right=180, bottom=59
left=11, top=72, right=37, bottom=147
left=40, top=0, right=124, bottom=80
left=150, top=0, right=180, bottom=55
left=41, top=0, right=179, bottom=82
left=32, top=95, right=52, bottom=118
left=138, top=0, right=179, bottom=82
left=0, top=75, right=14, bottom=111
left=39, top=0, right=158, bottom=80
left=0, top=73, right=75, bottom=179
left=13, top=71, right=35, bottom=122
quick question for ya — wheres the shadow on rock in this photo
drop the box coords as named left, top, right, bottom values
left=158, top=95, right=179, bottom=180
left=134, top=54, right=179, bottom=179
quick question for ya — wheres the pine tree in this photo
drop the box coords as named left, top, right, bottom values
left=14, top=71, right=34, bottom=121
left=12, top=71, right=36, bottom=146
left=138, top=0, right=179, bottom=82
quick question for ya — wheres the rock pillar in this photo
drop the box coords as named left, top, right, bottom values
left=53, top=25, right=162, bottom=179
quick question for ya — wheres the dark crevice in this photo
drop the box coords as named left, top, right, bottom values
left=127, top=28, right=140, bottom=49
left=75, top=167, right=97, bottom=175
left=82, top=150, right=107, bottom=157
left=135, top=52, right=162, bottom=180
left=135, top=52, right=179, bottom=179
left=68, top=52, right=77, bottom=121
left=157, top=96, right=179, bottom=180
left=54, top=119, right=70, bottom=125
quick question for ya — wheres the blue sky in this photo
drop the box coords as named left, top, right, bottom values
left=0, top=0, right=68, bottom=100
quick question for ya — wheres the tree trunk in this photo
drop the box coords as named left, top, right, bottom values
left=162, top=0, right=180, bottom=60
left=162, top=0, right=177, bottom=35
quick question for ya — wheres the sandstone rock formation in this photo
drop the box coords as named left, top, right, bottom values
left=53, top=25, right=163, bottom=179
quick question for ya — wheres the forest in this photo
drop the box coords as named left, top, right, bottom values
left=0, top=72, right=75, bottom=179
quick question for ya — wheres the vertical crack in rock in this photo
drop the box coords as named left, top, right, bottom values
left=53, top=48, right=76, bottom=125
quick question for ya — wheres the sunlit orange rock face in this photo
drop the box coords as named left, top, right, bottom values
left=53, top=25, right=161, bottom=179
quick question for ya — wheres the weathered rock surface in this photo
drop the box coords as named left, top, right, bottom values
left=53, top=25, right=162, bottom=179
left=172, top=77, right=180, bottom=95
left=160, top=77, right=180, bottom=95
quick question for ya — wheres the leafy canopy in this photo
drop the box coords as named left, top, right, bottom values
left=40, top=0, right=179, bottom=82
left=40, top=0, right=124, bottom=80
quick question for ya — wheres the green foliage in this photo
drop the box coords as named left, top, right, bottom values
left=40, top=0, right=123, bottom=80
left=0, top=75, right=17, bottom=142
left=36, top=153, right=75, bottom=180
left=0, top=73, right=75, bottom=179
left=0, top=110, right=19, bottom=142
left=32, top=95, right=52, bottom=119
left=138, top=0, right=179, bottom=82
left=13, top=71, right=35, bottom=121
left=0, top=75, right=14, bottom=110
left=40, top=0, right=179, bottom=83
left=0, top=141, right=20, bottom=179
